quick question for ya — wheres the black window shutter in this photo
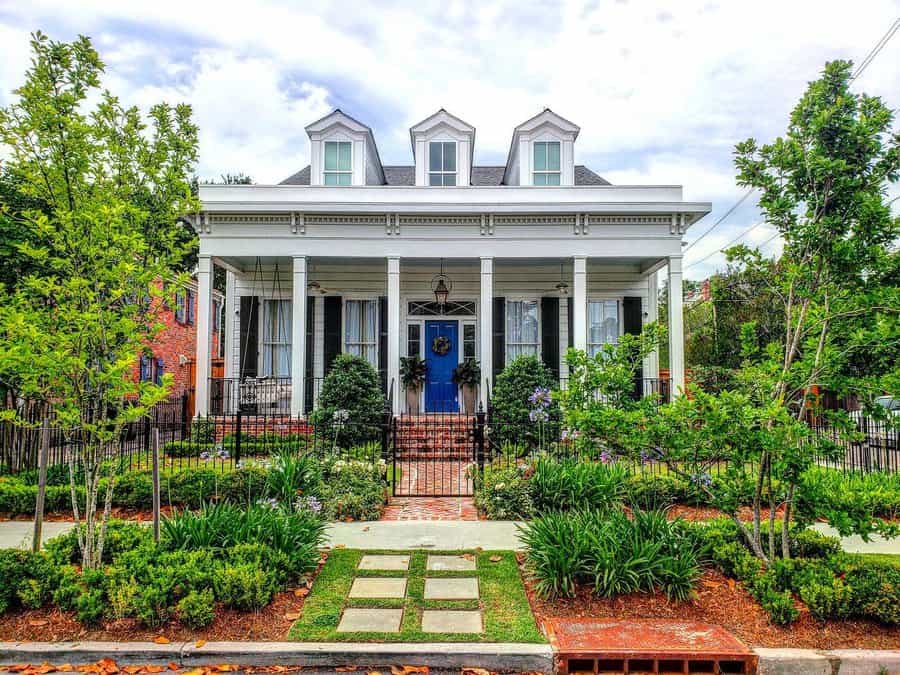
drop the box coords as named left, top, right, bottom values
left=323, top=296, right=342, bottom=375
left=623, top=296, right=643, bottom=400
left=304, top=296, right=315, bottom=412
left=567, top=298, right=574, bottom=349
left=541, top=296, right=560, bottom=381
left=378, top=296, right=388, bottom=396
left=239, top=296, right=259, bottom=378
left=492, top=297, right=505, bottom=386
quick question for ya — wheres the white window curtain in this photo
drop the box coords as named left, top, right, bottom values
left=262, top=299, right=292, bottom=377
left=506, top=300, right=539, bottom=361
left=588, top=300, right=619, bottom=356
left=345, top=299, right=378, bottom=367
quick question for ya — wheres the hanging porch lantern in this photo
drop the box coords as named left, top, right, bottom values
left=555, top=262, right=569, bottom=296
left=431, top=258, right=453, bottom=307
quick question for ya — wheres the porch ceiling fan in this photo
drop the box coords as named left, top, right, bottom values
left=307, top=280, right=329, bottom=295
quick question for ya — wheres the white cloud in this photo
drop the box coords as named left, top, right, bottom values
left=0, top=0, right=897, bottom=265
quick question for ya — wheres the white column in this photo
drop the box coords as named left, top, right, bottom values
left=194, top=255, right=213, bottom=417
left=479, top=257, right=493, bottom=408
left=290, top=256, right=307, bottom=416
left=223, top=270, right=236, bottom=380
left=572, top=256, right=587, bottom=351
left=667, top=256, right=685, bottom=394
left=645, top=271, right=659, bottom=379
left=387, top=257, right=401, bottom=414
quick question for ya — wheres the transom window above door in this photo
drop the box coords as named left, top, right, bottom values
left=324, top=141, right=352, bottom=185
left=533, top=141, right=561, bottom=185
left=428, top=141, right=457, bottom=186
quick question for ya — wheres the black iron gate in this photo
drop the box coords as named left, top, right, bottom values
left=388, top=409, right=486, bottom=497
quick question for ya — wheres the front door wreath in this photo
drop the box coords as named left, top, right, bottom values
left=431, top=335, right=451, bottom=356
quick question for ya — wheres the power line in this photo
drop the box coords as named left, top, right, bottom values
left=685, top=221, right=767, bottom=270
left=683, top=188, right=754, bottom=253
left=681, top=17, right=899, bottom=272
left=851, top=18, right=900, bottom=81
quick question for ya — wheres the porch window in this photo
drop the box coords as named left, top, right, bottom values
left=407, top=324, right=421, bottom=357
left=261, top=299, right=292, bottom=377
left=324, top=141, right=352, bottom=185
left=463, top=323, right=476, bottom=360
left=345, top=299, right=378, bottom=367
left=588, top=300, right=619, bottom=356
left=533, top=141, right=561, bottom=185
left=506, top=300, right=539, bottom=361
left=428, top=141, right=457, bottom=186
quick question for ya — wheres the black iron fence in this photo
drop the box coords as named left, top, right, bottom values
left=3, top=388, right=896, bottom=482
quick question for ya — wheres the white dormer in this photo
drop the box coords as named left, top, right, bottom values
left=409, top=109, right=475, bottom=187
left=305, top=109, right=384, bottom=186
left=503, top=109, right=579, bottom=186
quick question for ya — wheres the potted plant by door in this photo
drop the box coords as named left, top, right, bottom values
left=400, top=356, right=427, bottom=414
left=453, top=359, right=481, bottom=414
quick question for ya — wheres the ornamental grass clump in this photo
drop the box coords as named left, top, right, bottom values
left=531, top=457, right=627, bottom=512
left=519, top=508, right=700, bottom=601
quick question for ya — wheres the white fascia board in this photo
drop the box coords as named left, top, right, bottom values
left=200, top=183, right=701, bottom=205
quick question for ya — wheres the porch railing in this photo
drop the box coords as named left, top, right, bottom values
left=556, top=377, right=671, bottom=404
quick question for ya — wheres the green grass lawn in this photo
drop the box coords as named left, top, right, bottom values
left=287, top=549, right=544, bottom=643
left=849, top=552, right=900, bottom=566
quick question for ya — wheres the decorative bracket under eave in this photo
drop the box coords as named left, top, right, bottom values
left=385, top=214, right=400, bottom=235
left=291, top=212, right=305, bottom=235
left=480, top=214, right=495, bottom=236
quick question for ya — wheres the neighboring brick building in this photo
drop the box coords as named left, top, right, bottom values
left=132, top=279, right=224, bottom=399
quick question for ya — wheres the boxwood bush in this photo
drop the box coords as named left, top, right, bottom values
left=490, top=355, right=560, bottom=448
left=309, top=354, right=385, bottom=447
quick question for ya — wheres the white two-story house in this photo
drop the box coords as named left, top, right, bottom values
left=192, top=108, right=710, bottom=417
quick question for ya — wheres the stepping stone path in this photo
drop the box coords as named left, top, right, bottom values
left=336, top=553, right=485, bottom=635
left=337, top=608, right=403, bottom=633
left=348, top=577, right=407, bottom=599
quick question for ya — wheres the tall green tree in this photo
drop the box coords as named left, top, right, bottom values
left=726, top=60, right=899, bottom=560
left=0, top=32, right=198, bottom=568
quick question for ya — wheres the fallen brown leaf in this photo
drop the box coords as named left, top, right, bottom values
left=489, top=555, right=502, bottom=563
left=194, top=639, right=207, bottom=649
left=293, top=588, right=309, bottom=597
left=153, top=636, right=170, bottom=644
left=168, top=664, right=180, bottom=671
left=27, top=620, right=50, bottom=627
left=335, top=668, right=358, bottom=672
left=142, top=667, right=165, bottom=673
left=283, top=612, right=301, bottom=621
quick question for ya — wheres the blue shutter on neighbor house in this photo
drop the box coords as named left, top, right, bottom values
left=174, top=293, right=185, bottom=323
left=139, top=355, right=151, bottom=382
left=187, top=290, right=195, bottom=325
left=155, top=358, right=165, bottom=386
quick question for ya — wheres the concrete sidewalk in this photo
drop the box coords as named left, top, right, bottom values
left=1, top=519, right=897, bottom=554
left=0, top=519, right=526, bottom=551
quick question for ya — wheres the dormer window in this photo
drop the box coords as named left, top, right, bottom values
left=428, top=141, right=457, bottom=186
left=533, top=141, right=561, bottom=185
left=324, top=140, right=352, bottom=185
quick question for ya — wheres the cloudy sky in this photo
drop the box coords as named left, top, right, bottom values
left=1, top=1, right=898, bottom=279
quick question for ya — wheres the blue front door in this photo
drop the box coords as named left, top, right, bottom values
left=425, top=321, right=459, bottom=412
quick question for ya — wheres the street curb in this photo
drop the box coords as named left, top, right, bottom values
left=2, top=642, right=899, bottom=674
left=0, top=641, right=555, bottom=673
left=755, top=648, right=900, bottom=674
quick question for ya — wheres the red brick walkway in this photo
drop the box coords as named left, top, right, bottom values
left=381, top=496, right=479, bottom=520
left=392, top=459, right=474, bottom=497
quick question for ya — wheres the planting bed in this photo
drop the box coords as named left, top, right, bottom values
left=523, top=562, right=900, bottom=650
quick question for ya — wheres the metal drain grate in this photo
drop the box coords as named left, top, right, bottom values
left=546, top=618, right=757, bottom=675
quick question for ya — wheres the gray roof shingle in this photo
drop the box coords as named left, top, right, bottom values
left=279, top=164, right=610, bottom=186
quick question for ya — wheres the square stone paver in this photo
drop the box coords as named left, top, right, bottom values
left=337, top=608, right=403, bottom=633
left=426, top=554, right=477, bottom=572
left=423, top=577, right=479, bottom=600
left=348, top=577, right=407, bottom=599
left=358, top=554, right=410, bottom=571
left=421, top=609, right=483, bottom=634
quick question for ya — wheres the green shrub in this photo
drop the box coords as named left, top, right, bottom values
left=474, top=466, right=534, bottom=520
left=843, top=558, right=900, bottom=625
left=317, top=458, right=387, bottom=521
left=310, top=354, right=385, bottom=447
left=214, top=563, right=276, bottom=610
left=490, top=356, right=559, bottom=448
left=532, top=458, right=627, bottom=512
left=46, top=520, right=153, bottom=565
left=162, top=502, right=325, bottom=576
left=625, top=473, right=692, bottom=509
left=266, top=451, right=322, bottom=509
left=519, top=508, right=701, bottom=601
left=796, top=468, right=900, bottom=527
left=0, top=549, right=55, bottom=613
left=190, top=418, right=216, bottom=443
left=177, top=589, right=216, bottom=628
left=75, top=587, right=106, bottom=625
